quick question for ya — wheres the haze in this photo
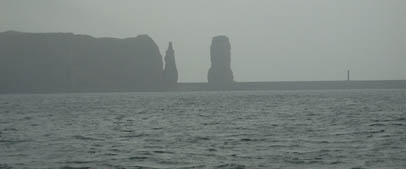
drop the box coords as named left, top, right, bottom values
left=0, top=0, right=405, bottom=82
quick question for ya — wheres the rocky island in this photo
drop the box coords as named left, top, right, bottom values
left=0, top=31, right=175, bottom=93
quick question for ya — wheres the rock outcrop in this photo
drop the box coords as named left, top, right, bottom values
left=0, top=31, right=164, bottom=93
left=207, top=35, right=234, bottom=87
left=162, top=42, right=178, bottom=87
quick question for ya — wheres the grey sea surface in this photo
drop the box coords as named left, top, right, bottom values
left=0, top=89, right=405, bottom=169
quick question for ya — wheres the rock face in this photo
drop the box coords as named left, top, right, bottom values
left=162, top=42, right=178, bottom=87
left=207, top=35, right=234, bottom=87
left=0, top=31, right=164, bottom=93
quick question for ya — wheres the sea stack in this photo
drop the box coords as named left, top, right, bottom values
left=163, top=42, right=178, bottom=87
left=207, top=35, right=234, bottom=87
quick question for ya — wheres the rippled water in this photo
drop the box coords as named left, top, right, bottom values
left=0, top=90, right=405, bottom=169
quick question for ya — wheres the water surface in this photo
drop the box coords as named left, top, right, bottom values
left=0, top=90, right=405, bottom=169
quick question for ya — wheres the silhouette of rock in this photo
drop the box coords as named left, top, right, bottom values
left=207, top=35, right=234, bottom=87
left=163, top=42, right=178, bottom=87
left=0, top=31, right=164, bottom=93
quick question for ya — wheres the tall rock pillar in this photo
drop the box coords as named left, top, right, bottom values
left=163, top=42, right=178, bottom=87
left=207, top=36, right=234, bottom=87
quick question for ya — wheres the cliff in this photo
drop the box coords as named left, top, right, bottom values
left=207, top=35, right=234, bottom=87
left=0, top=31, right=164, bottom=93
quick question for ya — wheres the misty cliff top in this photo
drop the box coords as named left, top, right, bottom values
left=0, top=30, right=153, bottom=42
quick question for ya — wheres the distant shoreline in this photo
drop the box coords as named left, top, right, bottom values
left=1, top=80, right=405, bottom=94
left=177, top=80, right=406, bottom=91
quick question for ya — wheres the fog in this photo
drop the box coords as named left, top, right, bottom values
left=1, top=0, right=405, bottom=82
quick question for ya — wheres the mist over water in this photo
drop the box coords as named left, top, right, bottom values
left=1, top=89, right=405, bottom=169
left=1, top=0, right=405, bottom=82
left=1, top=1, right=405, bottom=169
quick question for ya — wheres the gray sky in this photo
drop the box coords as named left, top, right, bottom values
left=1, top=0, right=405, bottom=82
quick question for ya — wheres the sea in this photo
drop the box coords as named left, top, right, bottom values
left=0, top=89, right=405, bottom=169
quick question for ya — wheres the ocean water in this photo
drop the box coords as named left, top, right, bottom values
left=0, top=89, right=405, bottom=169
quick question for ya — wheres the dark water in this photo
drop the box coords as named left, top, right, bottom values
left=0, top=90, right=405, bottom=169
